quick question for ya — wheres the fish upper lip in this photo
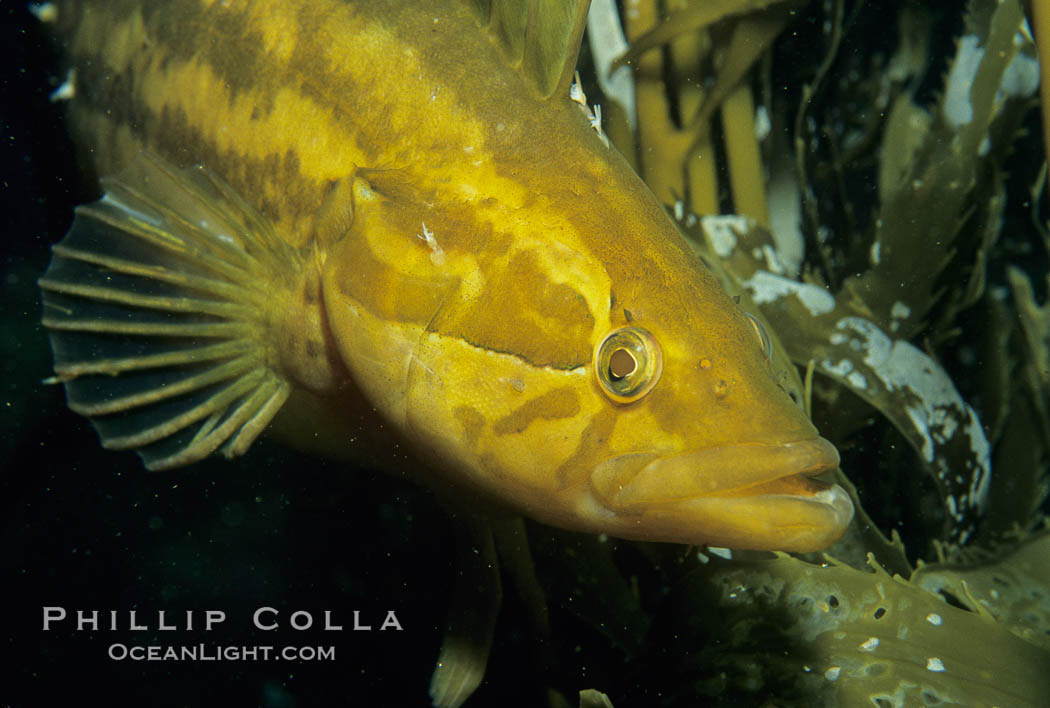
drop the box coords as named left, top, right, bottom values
left=590, top=437, right=841, bottom=511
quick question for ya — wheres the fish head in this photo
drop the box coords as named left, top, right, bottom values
left=565, top=199, right=853, bottom=551
left=321, top=155, right=851, bottom=554
left=576, top=303, right=853, bottom=552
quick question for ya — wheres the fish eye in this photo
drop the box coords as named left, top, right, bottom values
left=595, top=327, right=662, bottom=403
left=745, top=312, right=774, bottom=362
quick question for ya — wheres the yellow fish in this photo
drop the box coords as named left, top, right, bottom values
left=39, top=0, right=852, bottom=701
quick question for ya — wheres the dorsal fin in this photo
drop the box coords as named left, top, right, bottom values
left=469, top=0, right=591, bottom=99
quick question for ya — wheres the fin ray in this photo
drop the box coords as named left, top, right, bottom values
left=60, top=198, right=264, bottom=291
left=97, top=369, right=265, bottom=451
left=222, top=381, right=291, bottom=458
left=40, top=152, right=299, bottom=470
left=49, top=243, right=260, bottom=304
left=38, top=277, right=256, bottom=318
left=41, top=318, right=249, bottom=338
left=140, top=376, right=289, bottom=470
left=52, top=340, right=252, bottom=376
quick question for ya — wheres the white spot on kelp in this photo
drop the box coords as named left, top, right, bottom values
left=942, top=27, right=1036, bottom=133
left=761, top=245, right=786, bottom=275
left=822, top=359, right=854, bottom=378
left=754, top=105, right=771, bottom=141
left=701, top=215, right=749, bottom=257
left=926, top=613, right=943, bottom=626
left=964, top=412, right=990, bottom=510
left=926, top=657, right=946, bottom=672
left=999, top=50, right=1039, bottom=99
left=832, top=317, right=991, bottom=509
left=944, top=35, right=982, bottom=127
left=869, top=240, right=882, bottom=266
left=743, top=271, right=835, bottom=316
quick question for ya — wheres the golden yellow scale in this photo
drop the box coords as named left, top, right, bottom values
left=38, top=0, right=853, bottom=704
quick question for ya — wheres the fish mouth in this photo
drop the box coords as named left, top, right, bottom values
left=588, top=437, right=854, bottom=551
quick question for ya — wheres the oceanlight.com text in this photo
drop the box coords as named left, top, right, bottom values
left=107, top=643, right=336, bottom=661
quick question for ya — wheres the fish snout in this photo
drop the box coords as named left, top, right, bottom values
left=587, top=437, right=854, bottom=551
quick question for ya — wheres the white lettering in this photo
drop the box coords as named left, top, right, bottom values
left=254, top=607, right=278, bottom=631
left=324, top=611, right=342, bottom=631
left=158, top=611, right=175, bottom=631
left=290, top=611, right=313, bottom=630
left=353, top=610, right=371, bottom=631
left=42, top=606, right=66, bottom=630
left=129, top=610, right=146, bottom=630
left=77, top=610, right=99, bottom=631
left=381, top=611, right=403, bottom=631
left=205, top=610, right=226, bottom=630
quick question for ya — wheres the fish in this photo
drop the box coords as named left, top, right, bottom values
left=37, top=0, right=853, bottom=702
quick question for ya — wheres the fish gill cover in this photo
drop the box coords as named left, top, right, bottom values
left=3, top=0, right=1050, bottom=706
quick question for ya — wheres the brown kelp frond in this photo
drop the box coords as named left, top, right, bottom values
left=840, top=0, right=1036, bottom=338
left=689, top=214, right=993, bottom=545
left=618, top=0, right=799, bottom=224
left=613, top=0, right=798, bottom=71
left=530, top=0, right=1049, bottom=704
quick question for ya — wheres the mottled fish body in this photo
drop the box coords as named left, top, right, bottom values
left=40, top=0, right=852, bottom=556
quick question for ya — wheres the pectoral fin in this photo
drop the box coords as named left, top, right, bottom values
left=39, top=152, right=299, bottom=470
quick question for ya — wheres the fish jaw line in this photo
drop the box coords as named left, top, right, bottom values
left=586, top=437, right=854, bottom=551
left=591, top=437, right=842, bottom=506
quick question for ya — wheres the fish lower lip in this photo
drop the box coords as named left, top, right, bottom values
left=591, top=437, right=842, bottom=510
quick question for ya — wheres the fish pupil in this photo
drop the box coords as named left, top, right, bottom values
left=609, top=348, right=637, bottom=380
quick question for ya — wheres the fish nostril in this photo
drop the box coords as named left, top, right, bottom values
left=698, top=357, right=712, bottom=370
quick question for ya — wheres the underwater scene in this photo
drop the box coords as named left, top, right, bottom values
left=3, top=0, right=1050, bottom=706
